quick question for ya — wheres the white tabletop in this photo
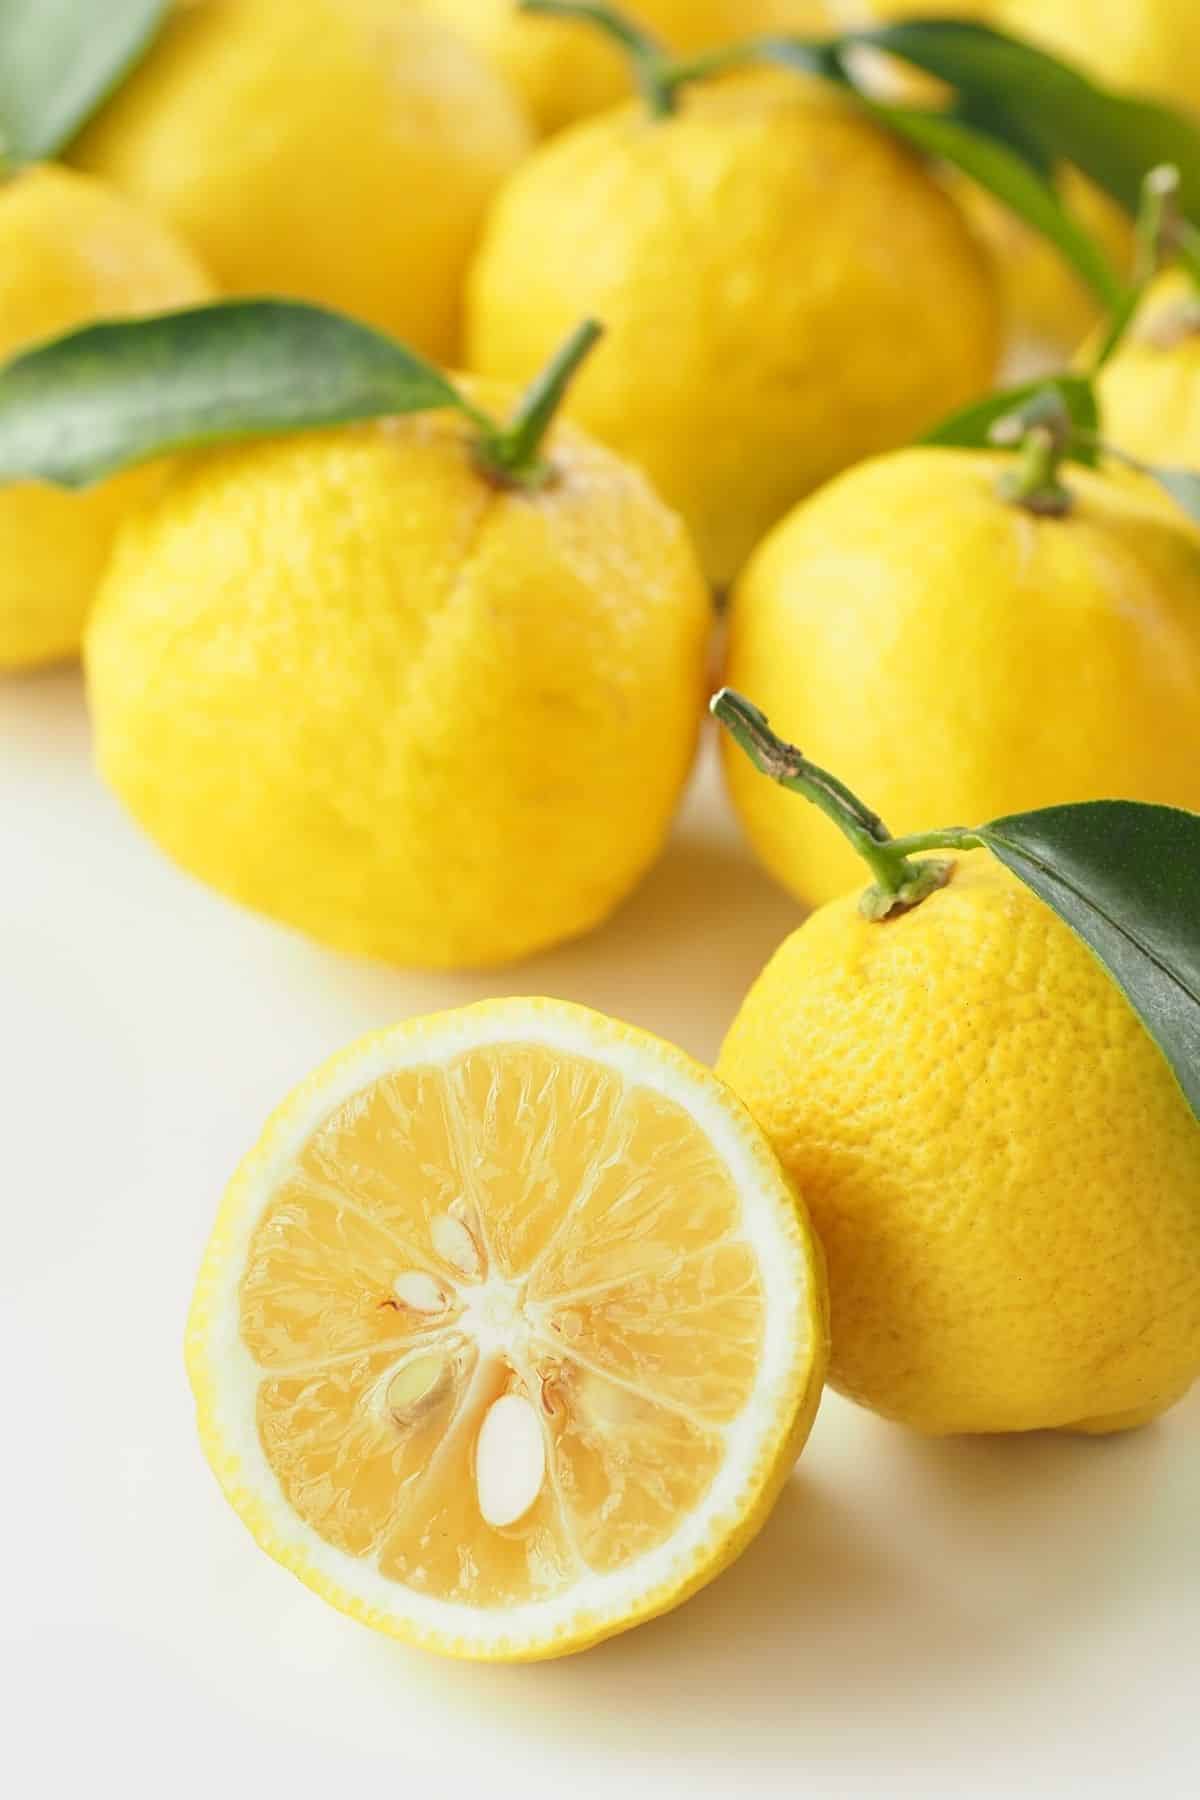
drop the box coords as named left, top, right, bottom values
left=4, top=666, right=1197, bottom=1800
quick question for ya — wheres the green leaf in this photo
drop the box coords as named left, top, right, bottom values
left=862, top=21, right=1200, bottom=222
left=0, top=300, right=469, bottom=489
left=1146, top=465, right=1200, bottom=526
left=868, top=103, right=1124, bottom=306
left=0, top=0, right=170, bottom=166
left=923, top=375, right=1099, bottom=461
left=978, top=802, right=1200, bottom=1124
left=759, top=32, right=1124, bottom=307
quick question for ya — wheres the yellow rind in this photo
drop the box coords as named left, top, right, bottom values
left=187, top=998, right=828, bottom=1661
left=718, top=861, right=1200, bottom=1436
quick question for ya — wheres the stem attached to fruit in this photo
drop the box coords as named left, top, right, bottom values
left=519, top=0, right=676, bottom=116
left=1089, top=164, right=1184, bottom=373
left=711, top=689, right=978, bottom=919
left=518, top=0, right=756, bottom=116
left=474, top=319, right=604, bottom=488
left=994, top=422, right=1073, bottom=518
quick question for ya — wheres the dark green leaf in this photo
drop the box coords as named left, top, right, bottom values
left=868, top=104, right=1123, bottom=306
left=943, top=89, right=1055, bottom=182
left=862, top=21, right=1200, bottom=222
left=979, top=802, right=1200, bottom=1123
left=0, top=0, right=169, bottom=166
left=0, top=300, right=469, bottom=489
left=923, top=375, right=1099, bottom=461
left=1146, top=465, right=1200, bottom=526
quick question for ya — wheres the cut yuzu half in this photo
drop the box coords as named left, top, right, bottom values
left=187, top=1000, right=827, bottom=1661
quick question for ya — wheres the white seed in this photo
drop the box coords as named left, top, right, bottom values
left=386, top=1352, right=449, bottom=1424
left=393, top=1270, right=447, bottom=1314
left=431, top=1211, right=483, bottom=1279
left=475, top=1394, right=546, bottom=1529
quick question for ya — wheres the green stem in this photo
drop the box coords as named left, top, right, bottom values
left=475, top=319, right=603, bottom=487
left=656, top=39, right=763, bottom=91
left=995, top=423, right=1073, bottom=517
left=711, top=689, right=963, bottom=919
left=886, top=827, right=983, bottom=859
left=519, top=0, right=676, bottom=116
left=1089, top=164, right=1181, bottom=374
left=518, top=0, right=771, bottom=115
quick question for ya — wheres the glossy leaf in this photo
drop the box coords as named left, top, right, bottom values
left=0, top=300, right=469, bottom=490
left=760, top=31, right=1126, bottom=307
left=923, top=376, right=1099, bottom=462
left=0, top=0, right=169, bottom=166
left=862, top=21, right=1200, bottom=221
left=979, top=802, right=1200, bottom=1123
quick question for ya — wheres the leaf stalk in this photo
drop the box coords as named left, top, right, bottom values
left=477, top=319, right=603, bottom=487
left=711, top=689, right=971, bottom=919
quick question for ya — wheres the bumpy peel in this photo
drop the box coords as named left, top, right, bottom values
left=718, top=857, right=1200, bottom=1435
left=467, top=70, right=1001, bottom=584
left=85, top=388, right=710, bottom=969
left=1097, top=273, right=1200, bottom=473
left=417, top=0, right=835, bottom=136
left=71, top=0, right=531, bottom=358
left=724, top=447, right=1200, bottom=910
left=0, top=166, right=211, bottom=671
left=998, top=0, right=1200, bottom=114
left=187, top=1000, right=828, bottom=1659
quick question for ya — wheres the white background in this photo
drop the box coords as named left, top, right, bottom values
left=4, top=666, right=1198, bottom=1799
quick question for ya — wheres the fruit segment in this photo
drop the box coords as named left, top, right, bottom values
left=240, top=1185, right=464, bottom=1367
left=257, top=1339, right=477, bottom=1559
left=238, top=1044, right=771, bottom=1608
left=534, top=1240, right=766, bottom=1424
left=538, top=1354, right=726, bottom=1575
left=445, top=1045, right=626, bottom=1281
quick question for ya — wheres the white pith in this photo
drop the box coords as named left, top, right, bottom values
left=191, top=1000, right=817, bottom=1654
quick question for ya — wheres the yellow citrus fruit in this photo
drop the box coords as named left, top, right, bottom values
left=723, top=447, right=1200, bottom=909
left=846, top=0, right=998, bottom=25
left=718, top=855, right=1200, bottom=1435
left=859, top=1, right=1197, bottom=355
left=1097, top=272, right=1200, bottom=470
left=953, top=168, right=1133, bottom=357
left=979, top=0, right=1200, bottom=353
left=999, top=0, right=1200, bottom=111
left=86, top=387, right=710, bottom=968
left=0, top=165, right=211, bottom=673
left=417, top=1, right=834, bottom=137
left=467, top=70, right=1000, bottom=584
left=187, top=998, right=828, bottom=1658
left=852, top=1, right=999, bottom=16
left=70, top=0, right=531, bottom=359
left=835, top=4, right=1117, bottom=353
